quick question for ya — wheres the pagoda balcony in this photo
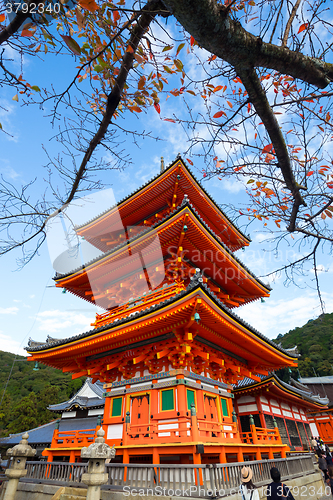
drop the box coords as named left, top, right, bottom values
left=92, top=282, right=186, bottom=329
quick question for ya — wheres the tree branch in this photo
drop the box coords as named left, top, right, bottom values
left=64, top=0, right=164, bottom=206
left=281, top=0, right=302, bottom=48
left=162, top=0, right=333, bottom=88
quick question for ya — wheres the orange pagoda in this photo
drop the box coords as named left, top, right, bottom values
left=27, top=157, right=298, bottom=464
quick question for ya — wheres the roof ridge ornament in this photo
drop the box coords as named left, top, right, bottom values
left=181, top=194, right=189, bottom=206
left=190, top=268, right=204, bottom=286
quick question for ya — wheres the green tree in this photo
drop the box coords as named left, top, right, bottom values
left=36, top=385, right=60, bottom=425
left=6, top=393, right=38, bottom=435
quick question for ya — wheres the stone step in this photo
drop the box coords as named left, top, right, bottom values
left=51, top=486, right=86, bottom=500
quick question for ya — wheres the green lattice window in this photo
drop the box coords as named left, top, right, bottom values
left=111, top=397, right=122, bottom=417
left=187, top=389, right=195, bottom=410
left=161, top=389, right=174, bottom=411
left=221, top=398, right=229, bottom=417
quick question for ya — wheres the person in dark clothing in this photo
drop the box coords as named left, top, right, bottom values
left=318, top=451, right=329, bottom=481
left=267, top=467, right=295, bottom=500
left=328, top=466, right=333, bottom=495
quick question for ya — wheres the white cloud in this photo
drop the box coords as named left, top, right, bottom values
left=0, top=332, right=25, bottom=355
left=35, top=309, right=93, bottom=335
left=0, top=307, right=19, bottom=315
left=238, top=292, right=333, bottom=339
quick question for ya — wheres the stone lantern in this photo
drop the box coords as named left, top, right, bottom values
left=81, top=428, right=115, bottom=500
left=4, top=432, right=36, bottom=500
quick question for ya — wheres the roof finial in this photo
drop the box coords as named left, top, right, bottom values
left=160, top=157, right=165, bottom=173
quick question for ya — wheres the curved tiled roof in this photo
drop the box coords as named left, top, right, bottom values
left=26, top=279, right=294, bottom=361
left=233, top=374, right=329, bottom=406
left=54, top=199, right=270, bottom=294
left=75, top=156, right=250, bottom=245
left=48, top=379, right=104, bottom=412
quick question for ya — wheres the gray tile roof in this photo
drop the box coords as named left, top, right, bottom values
left=0, top=417, right=100, bottom=447
left=48, top=379, right=104, bottom=412
left=233, top=374, right=329, bottom=406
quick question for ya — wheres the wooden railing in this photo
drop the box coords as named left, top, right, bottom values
left=24, top=455, right=316, bottom=496
left=49, top=420, right=281, bottom=448
left=197, top=420, right=238, bottom=441
left=92, top=282, right=185, bottom=328
left=50, top=429, right=96, bottom=448
left=241, top=427, right=281, bottom=444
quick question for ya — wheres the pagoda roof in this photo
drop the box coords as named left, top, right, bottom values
left=54, top=200, right=270, bottom=306
left=48, top=378, right=104, bottom=412
left=233, top=373, right=329, bottom=409
left=75, top=156, right=250, bottom=252
left=26, top=278, right=296, bottom=374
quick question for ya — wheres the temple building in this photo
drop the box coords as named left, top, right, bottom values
left=233, top=374, right=328, bottom=452
left=27, top=157, right=302, bottom=463
left=299, top=376, right=333, bottom=445
left=0, top=379, right=103, bottom=460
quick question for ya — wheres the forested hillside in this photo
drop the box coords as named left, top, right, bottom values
left=274, top=312, right=333, bottom=378
left=0, top=351, right=84, bottom=436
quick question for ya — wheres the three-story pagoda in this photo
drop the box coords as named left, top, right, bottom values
left=27, top=157, right=298, bottom=464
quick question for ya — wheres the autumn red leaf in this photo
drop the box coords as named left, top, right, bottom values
left=190, top=36, right=195, bottom=47
left=138, top=76, right=146, bottom=90
left=265, top=153, right=274, bottom=163
left=61, top=35, right=81, bottom=55
left=262, top=143, right=273, bottom=153
left=78, top=0, right=98, bottom=12
left=113, top=10, right=120, bottom=22
left=187, top=158, right=193, bottom=165
left=0, top=13, right=6, bottom=22
left=306, top=171, right=314, bottom=176
left=213, top=111, right=226, bottom=119
left=154, top=103, right=161, bottom=114
left=21, top=28, right=35, bottom=37
left=298, top=23, right=309, bottom=34
left=164, top=118, right=175, bottom=123
left=227, top=101, right=233, bottom=108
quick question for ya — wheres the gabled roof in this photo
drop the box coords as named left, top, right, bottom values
left=233, top=373, right=329, bottom=408
left=48, top=378, right=104, bottom=412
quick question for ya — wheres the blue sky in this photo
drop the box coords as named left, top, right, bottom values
left=1, top=15, right=333, bottom=357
